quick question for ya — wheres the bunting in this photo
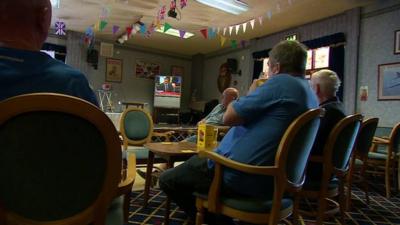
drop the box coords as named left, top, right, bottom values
left=112, top=25, right=120, bottom=35
left=242, top=22, right=247, bottom=33
left=230, top=40, right=237, bottom=49
left=200, top=29, right=208, bottom=39
left=164, top=23, right=172, bottom=32
left=235, top=24, right=240, bottom=35
left=220, top=36, right=227, bottom=47
left=250, top=19, right=255, bottom=29
left=100, top=20, right=108, bottom=31
left=55, top=21, right=66, bottom=35
left=179, top=30, right=186, bottom=38
left=258, top=16, right=263, bottom=26
left=229, top=26, right=233, bottom=35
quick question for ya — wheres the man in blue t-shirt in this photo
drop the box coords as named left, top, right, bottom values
left=159, top=40, right=318, bottom=219
left=0, top=0, right=97, bottom=105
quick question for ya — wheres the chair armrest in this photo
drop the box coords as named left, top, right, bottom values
left=198, top=150, right=278, bottom=176
left=373, top=136, right=390, bottom=145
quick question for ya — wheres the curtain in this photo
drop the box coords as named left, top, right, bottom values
left=253, top=60, right=264, bottom=80
left=329, top=45, right=345, bottom=100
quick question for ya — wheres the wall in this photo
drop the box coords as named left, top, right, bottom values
left=202, top=9, right=361, bottom=114
left=357, top=0, right=400, bottom=127
left=202, top=48, right=252, bottom=100
left=46, top=33, right=192, bottom=114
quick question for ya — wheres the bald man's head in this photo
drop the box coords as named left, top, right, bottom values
left=222, top=88, right=239, bottom=108
left=0, top=0, right=52, bottom=51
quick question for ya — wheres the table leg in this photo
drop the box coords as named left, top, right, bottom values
left=163, top=160, right=175, bottom=225
left=143, top=151, right=154, bottom=207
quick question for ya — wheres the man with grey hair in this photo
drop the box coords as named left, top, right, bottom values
left=307, top=69, right=346, bottom=180
left=160, top=40, right=319, bottom=221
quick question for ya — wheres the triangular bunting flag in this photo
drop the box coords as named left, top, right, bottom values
left=231, top=40, right=237, bottom=49
left=208, top=28, right=216, bottom=39
left=100, top=20, right=108, bottom=31
left=85, top=26, right=94, bottom=36
left=217, top=27, right=220, bottom=34
left=55, top=21, right=66, bottom=35
left=220, top=36, right=227, bottom=47
left=223, top=27, right=227, bottom=36
left=126, top=27, right=133, bottom=37
left=112, top=25, right=119, bottom=35
left=179, top=30, right=186, bottom=38
left=235, top=24, right=240, bottom=35
left=200, top=29, right=208, bottom=39
left=250, top=19, right=255, bottom=29
left=164, top=23, right=172, bottom=32
left=242, top=22, right=247, bottom=33
left=267, top=10, right=272, bottom=19
left=229, top=26, right=233, bottom=35
left=258, top=16, right=263, bottom=25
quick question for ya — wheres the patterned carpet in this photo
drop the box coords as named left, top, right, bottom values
left=127, top=184, right=400, bottom=225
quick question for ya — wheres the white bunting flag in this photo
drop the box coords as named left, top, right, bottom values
left=223, top=27, right=227, bottom=36
left=242, top=22, right=247, bottom=33
left=250, top=19, right=255, bottom=29
left=258, top=16, right=263, bottom=25
left=235, top=24, right=240, bottom=35
left=229, top=26, right=233, bottom=35
left=267, top=10, right=272, bottom=19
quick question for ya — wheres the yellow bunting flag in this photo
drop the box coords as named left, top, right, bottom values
left=220, top=36, right=227, bottom=47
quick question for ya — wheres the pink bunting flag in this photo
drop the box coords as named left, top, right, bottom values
left=179, top=30, right=186, bottom=38
left=180, top=0, right=187, bottom=9
left=112, top=25, right=120, bottom=35
left=200, top=29, right=208, bottom=39
left=55, top=21, right=66, bottom=35
left=170, top=0, right=176, bottom=10
left=159, top=5, right=167, bottom=20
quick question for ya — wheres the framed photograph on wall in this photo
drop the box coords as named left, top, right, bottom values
left=105, top=58, right=123, bottom=83
left=171, top=65, right=184, bottom=76
left=378, top=62, right=400, bottom=100
left=135, top=60, right=160, bottom=79
left=395, top=30, right=400, bottom=54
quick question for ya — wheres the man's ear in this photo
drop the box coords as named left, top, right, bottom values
left=37, top=6, right=51, bottom=37
left=315, top=84, right=321, bottom=95
left=273, top=63, right=281, bottom=74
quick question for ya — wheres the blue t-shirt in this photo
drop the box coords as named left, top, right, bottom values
left=210, top=74, right=318, bottom=197
left=0, top=47, right=98, bottom=106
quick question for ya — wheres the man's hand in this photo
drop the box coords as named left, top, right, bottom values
left=197, top=119, right=205, bottom=126
left=248, top=79, right=261, bottom=95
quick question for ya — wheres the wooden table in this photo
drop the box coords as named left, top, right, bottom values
left=143, top=142, right=210, bottom=225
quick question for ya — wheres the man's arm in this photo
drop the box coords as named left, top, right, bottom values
left=223, top=102, right=244, bottom=126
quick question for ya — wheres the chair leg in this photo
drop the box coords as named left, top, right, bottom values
left=339, top=178, right=346, bottom=224
left=292, top=194, right=301, bottom=225
left=196, top=206, right=205, bottom=225
left=123, top=193, right=130, bottom=223
left=385, top=160, right=391, bottom=198
left=360, top=160, right=370, bottom=204
left=316, top=197, right=326, bottom=225
left=346, top=156, right=356, bottom=210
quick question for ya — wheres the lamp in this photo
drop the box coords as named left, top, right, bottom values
left=195, top=0, right=249, bottom=15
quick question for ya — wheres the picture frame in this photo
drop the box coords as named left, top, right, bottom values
left=135, top=60, right=160, bottom=79
left=378, top=62, right=400, bottom=100
left=105, top=58, right=123, bottom=83
left=395, top=30, right=400, bottom=54
left=171, top=65, right=184, bottom=76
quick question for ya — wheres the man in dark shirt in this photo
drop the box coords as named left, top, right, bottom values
left=307, top=69, right=346, bottom=180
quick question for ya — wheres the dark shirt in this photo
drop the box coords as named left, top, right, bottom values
left=307, top=97, right=346, bottom=180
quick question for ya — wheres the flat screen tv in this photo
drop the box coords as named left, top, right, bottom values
left=154, top=75, right=182, bottom=108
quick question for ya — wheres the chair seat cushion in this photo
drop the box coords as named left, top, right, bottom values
left=194, top=192, right=293, bottom=213
left=368, top=152, right=388, bottom=160
left=303, top=178, right=339, bottom=191
left=126, top=146, right=162, bottom=160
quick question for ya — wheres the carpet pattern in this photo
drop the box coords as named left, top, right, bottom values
left=127, top=185, right=400, bottom=225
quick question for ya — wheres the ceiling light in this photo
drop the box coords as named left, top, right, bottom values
left=155, top=26, right=195, bottom=39
left=195, top=0, right=249, bottom=15
left=50, top=0, right=60, bottom=8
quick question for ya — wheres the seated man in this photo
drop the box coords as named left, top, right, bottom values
left=0, top=1, right=121, bottom=224
left=185, top=87, right=239, bottom=142
left=159, top=40, right=318, bottom=220
left=307, top=69, right=346, bottom=180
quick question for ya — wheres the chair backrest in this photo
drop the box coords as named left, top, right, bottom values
left=324, top=114, right=362, bottom=174
left=276, top=108, right=322, bottom=188
left=0, top=93, right=121, bottom=225
left=203, top=99, right=219, bottom=118
left=120, top=108, right=153, bottom=146
left=355, top=117, right=379, bottom=155
left=389, top=122, right=400, bottom=154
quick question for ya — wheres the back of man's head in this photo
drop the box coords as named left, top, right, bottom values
left=269, top=40, right=308, bottom=75
left=222, top=87, right=239, bottom=107
left=0, top=0, right=51, bottom=51
left=311, top=69, right=341, bottom=97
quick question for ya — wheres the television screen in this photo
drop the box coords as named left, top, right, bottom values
left=154, top=75, right=181, bottom=108
left=40, top=50, right=56, bottom=58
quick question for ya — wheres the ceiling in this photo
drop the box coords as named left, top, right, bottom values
left=51, top=0, right=374, bottom=56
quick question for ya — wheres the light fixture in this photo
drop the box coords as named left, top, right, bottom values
left=195, top=0, right=249, bottom=15
left=155, top=26, right=195, bottom=39
left=50, top=0, right=60, bottom=8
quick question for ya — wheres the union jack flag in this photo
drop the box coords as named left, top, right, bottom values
left=180, top=0, right=187, bottom=9
left=55, top=21, right=66, bottom=35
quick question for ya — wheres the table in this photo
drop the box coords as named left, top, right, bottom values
left=143, top=142, right=212, bottom=225
left=153, top=126, right=197, bottom=142
left=120, top=101, right=147, bottom=110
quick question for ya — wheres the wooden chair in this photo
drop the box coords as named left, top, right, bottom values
left=119, top=107, right=166, bottom=165
left=367, top=122, right=400, bottom=198
left=0, top=93, right=124, bottom=225
left=195, top=108, right=322, bottom=225
left=295, top=114, right=362, bottom=225
left=346, top=117, right=379, bottom=208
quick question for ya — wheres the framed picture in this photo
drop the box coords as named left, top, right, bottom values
left=395, top=30, right=400, bottom=54
left=171, top=65, right=184, bottom=76
left=135, top=60, right=160, bottom=79
left=105, top=58, right=123, bottom=82
left=378, top=62, right=400, bottom=100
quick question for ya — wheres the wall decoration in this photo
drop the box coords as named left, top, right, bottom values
left=395, top=30, right=400, bottom=54
left=378, top=62, right=400, bottom=100
left=106, top=58, right=123, bottom=83
left=360, top=86, right=368, bottom=101
left=135, top=60, right=160, bottom=79
left=171, top=65, right=184, bottom=76
left=217, top=63, right=232, bottom=93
